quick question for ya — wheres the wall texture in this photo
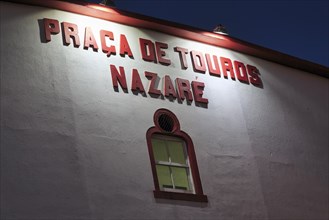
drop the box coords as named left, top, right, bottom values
left=1, top=2, right=328, bottom=220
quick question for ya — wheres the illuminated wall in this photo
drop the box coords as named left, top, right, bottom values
left=1, top=1, right=328, bottom=220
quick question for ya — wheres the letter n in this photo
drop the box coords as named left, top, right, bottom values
left=110, top=65, right=128, bottom=92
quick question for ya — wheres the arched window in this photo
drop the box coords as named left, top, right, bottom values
left=146, top=109, right=208, bottom=202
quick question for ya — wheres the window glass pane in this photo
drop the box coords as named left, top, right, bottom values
left=168, top=141, right=186, bottom=164
left=152, top=139, right=169, bottom=162
left=172, top=167, right=190, bottom=190
left=156, top=165, right=173, bottom=189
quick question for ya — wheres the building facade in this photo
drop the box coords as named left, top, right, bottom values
left=1, top=1, right=328, bottom=219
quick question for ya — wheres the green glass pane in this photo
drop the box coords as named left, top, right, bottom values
left=168, top=141, right=186, bottom=164
left=172, top=167, right=190, bottom=190
left=152, top=139, right=169, bottom=162
left=156, top=165, right=173, bottom=189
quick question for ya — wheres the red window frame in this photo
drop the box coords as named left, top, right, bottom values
left=146, top=108, right=208, bottom=202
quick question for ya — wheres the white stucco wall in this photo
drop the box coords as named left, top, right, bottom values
left=1, top=2, right=328, bottom=220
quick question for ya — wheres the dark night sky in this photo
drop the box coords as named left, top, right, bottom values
left=89, top=0, right=329, bottom=67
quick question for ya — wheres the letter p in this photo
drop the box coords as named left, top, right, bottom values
left=43, top=18, right=60, bottom=42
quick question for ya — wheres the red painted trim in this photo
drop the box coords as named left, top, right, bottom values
left=154, top=190, right=208, bottom=203
left=146, top=127, right=161, bottom=191
left=146, top=109, right=208, bottom=202
left=3, top=0, right=329, bottom=78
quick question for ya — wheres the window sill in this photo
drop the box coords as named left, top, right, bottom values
left=153, top=190, right=208, bottom=203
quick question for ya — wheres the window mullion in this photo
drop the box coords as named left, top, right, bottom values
left=169, top=166, right=175, bottom=189
left=156, top=161, right=188, bottom=168
left=165, top=140, right=175, bottom=189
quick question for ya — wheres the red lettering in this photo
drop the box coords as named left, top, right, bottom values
left=100, top=30, right=116, bottom=57
left=84, top=27, right=98, bottom=51
left=145, top=71, right=161, bottom=95
left=61, top=22, right=80, bottom=47
left=140, top=38, right=157, bottom=63
left=110, top=65, right=127, bottom=91
left=220, top=57, right=235, bottom=80
left=234, top=61, right=249, bottom=83
left=155, top=42, right=171, bottom=65
left=192, top=81, right=208, bottom=104
left=191, top=51, right=206, bottom=73
left=43, top=18, right=60, bottom=42
left=120, top=34, right=133, bottom=58
left=174, top=47, right=189, bottom=69
left=176, top=78, right=193, bottom=102
left=205, top=54, right=220, bottom=76
left=131, top=69, right=145, bottom=92
left=247, top=65, right=262, bottom=87
left=163, top=75, right=177, bottom=98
